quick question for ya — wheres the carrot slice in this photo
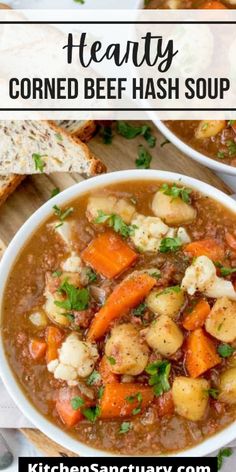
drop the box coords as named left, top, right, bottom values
left=46, top=326, right=63, bottom=363
left=99, top=356, right=119, bottom=384
left=81, top=231, right=137, bottom=279
left=87, top=272, right=156, bottom=341
left=225, top=232, right=236, bottom=251
left=29, top=339, right=47, bottom=360
left=183, top=300, right=211, bottom=331
left=100, top=383, right=154, bottom=419
left=200, top=1, right=227, bottom=7
left=185, top=239, right=224, bottom=262
left=56, top=398, right=83, bottom=428
left=185, top=328, right=221, bottom=378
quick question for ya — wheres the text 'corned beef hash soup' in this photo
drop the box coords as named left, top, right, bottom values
left=3, top=180, right=236, bottom=455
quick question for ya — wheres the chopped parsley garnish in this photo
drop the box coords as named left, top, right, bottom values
left=71, top=396, right=84, bottom=410
left=157, top=285, right=181, bottom=296
left=119, top=422, right=132, bottom=434
left=107, top=356, right=116, bottom=365
left=206, top=388, right=219, bottom=399
left=135, top=146, right=152, bottom=169
left=74, top=0, right=85, bottom=3
left=133, top=303, right=147, bottom=317
left=32, top=153, right=46, bottom=173
left=86, top=370, right=101, bottom=386
left=228, top=120, right=236, bottom=127
left=98, top=386, right=104, bottom=399
left=53, top=205, right=74, bottom=226
left=160, top=139, right=170, bottom=147
left=52, top=270, right=62, bottom=278
left=201, top=122, right=209, bottom=130
left=50, top=187, right=60, bottom=199
left=101, top=126, right=113, bottom=145
left=146, top=360, right=171, bottom=397
left=55, top=280, right=89, bottom=311
left=215, top=262, right=236, bottom=277
left=226, top=140, right=236, bottom=157
left=126, top=392, right=143, bottom=415
left=161, top=183, right=192, bottom=204
left=217, top=151, right=226, bottom=159
left=217, top=343, right=235, bottom=358
left=94, top=210, right=136, bottom=238
left=82, top=406, right=100, bottom=422
left=159, top=237, right=182, bottom=253
left=86, top=268, right=98, bottom=283
left=217, top=448, right=233, bottom=470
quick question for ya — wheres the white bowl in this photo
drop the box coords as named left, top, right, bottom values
left=155, top=120, right=236, bottom=177
left=1, top=169, right=236, bottom=457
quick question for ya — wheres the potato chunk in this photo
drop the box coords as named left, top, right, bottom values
left=219, top=368, right=236, bottom=404
left=87, top=195, right=136, bottom=224
left=152, top=191, right=197, bottom=226
left=172, top=377, right=209, bottom=421
left=44, top=292, right=70, bottom=327
left=205, top=297, right=236, bottom=342
left=145, top=315, right=184, bottom=356
left=146, top=288, right=185, bottom=319
left=105, top=323, right=149, bottom=375
left=195, top=120, right=226, bottom=140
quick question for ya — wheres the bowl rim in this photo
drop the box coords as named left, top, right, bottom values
left=1, top=168, right=236, bottom=457
left=154, top=120, right=236, bottom=177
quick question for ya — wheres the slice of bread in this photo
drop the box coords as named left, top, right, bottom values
left=0, top=120, right=105, bottom=175
left=0, top=174, right=25, bottom=207
left=56, top=120, right=97, bottom=142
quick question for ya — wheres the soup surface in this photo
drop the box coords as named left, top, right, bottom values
left=167, top=121, right=236, bottom=166
left=3, top=180, right=236, bottom=455
left=146, top=0, right=235, bottom=9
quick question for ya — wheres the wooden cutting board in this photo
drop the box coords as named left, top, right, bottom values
left=0, top=121, right=232, bottom=456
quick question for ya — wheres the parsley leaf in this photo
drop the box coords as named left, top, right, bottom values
left=74, top=0, right=85, bottom=3
left=52, top=270, right=62, bottom=278
left=55, top=132, right=63, bottom=141
left=32, top=153, right=46, bottom=173
left=126, top=392, right=143, bottom=415
left=53, top=205, right=74, bottom=225
left=226, top=140, right=236, bottom=157
left=217, top=151, right=226, bottom=159
left=221, top=267, right=236, bottom=277
left=159, top=237, right=182, bottom=253
left=146, top=360, right=171, bottom=397
left=119, top=422, right=132, bottom=434
left=82, top=406, right=100, bottom=422
left=228, top=120, right=236, bottom=127
left=133, top=303, right=147, bottom=317
left=117, top=121, right=148, bottom=140
left=50, top=187, right=60, bottom=199
left=86, top=370, right=101, bottom=386
left=55, top=280, right=89, bottom=311
left=135, top=146, right=152, bottom=169
left=71, top=396, right=84, bottom=410
left=86, top=268, right=98, bottom=283
left=156, top=286, right=181, bottom=296
left=161, top=183, right=192, bottom=204
left=217, top=448, right=233, bottom=470
left=94, top=210, right=136, bottom=238
left=101, top=125, right=113, bottom=145
left=217, top=343, right=235, bottom=358
left=206, top=388, right=219, bottom=399
left=98, top=386, right=104, bottom=399
left=107, top=356, right=116, bottom=365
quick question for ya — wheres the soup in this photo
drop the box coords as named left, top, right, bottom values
left=2, top=180, right=236, bottom=455
left=167, top=120, right=236, bottom=167
left=146, top=0, right=235, bottom=9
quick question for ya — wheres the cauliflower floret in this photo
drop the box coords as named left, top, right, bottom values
left=47, top=333, right=99, bottom=382
left=130, top=214, right=170, bottom=252
left=61, top=252, right=82, bottom=273
left=181, top=256, right=236, bottom=300
left=87, top=195, right=136, bottom=224
left=177, top=227, right=191, bottom=244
